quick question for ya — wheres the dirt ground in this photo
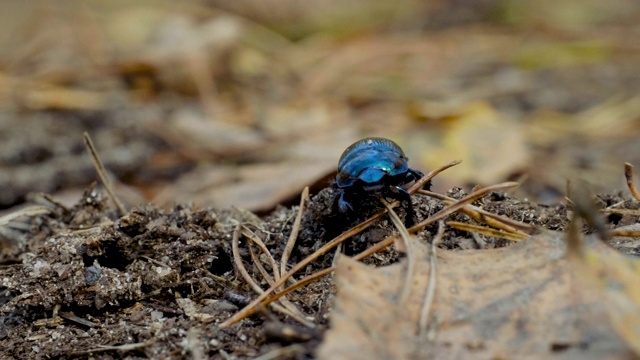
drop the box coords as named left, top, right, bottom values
left=2, top=179, right=639, bottom=359
left=2, top=0, right=640, bottom=359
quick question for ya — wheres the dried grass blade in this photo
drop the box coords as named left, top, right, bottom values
left=382, top=199, right=415, bottom=303
left=409, top=182, right=520, bottom=233
left=419, top=190, right=534, bottom=233
left=625, top=162, right=640, bottom=201
left=231, top=225, right=311, bottom=326
left=219, top=160, right=462, bottom=328
left=83, top=132, right=126, bottom=215
left=281, top=187, right=309, bottom=278
left=242, top=227, right=281, bottom=282
left=419, top=221, right=445, bottom=336
left=446, top=221, right=529, bottom=242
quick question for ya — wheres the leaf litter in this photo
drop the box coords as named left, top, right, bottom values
left=2, top=1, right=640, bottom=359
left=2, top=160, right=640, bottom=358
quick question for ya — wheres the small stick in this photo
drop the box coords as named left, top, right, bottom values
left=83, top=132, right=126, bottom=216
left=70, top=341, right=154, bottom=355
left=419, top=221, right=445, bottom=336
left=243, top=227, right=311, bottom=326
left=58, top=311, right=97, bottom=328
left=610, top=229, right=640, bottom=238
left=0, top=206, right=50, bottom=227
left=30, top=192, right=70, bottom=214
left=624, top=162, right=640, bottom=201
left=381, top=199, right=415, bottom=303
left=219, top=160, right=462, bottom=328
left=242, top=227, right=281, bottom=282
left=446, top=221, right=528, bottom=242
left=248, top=241, right=275, bottom=285
left=249, top=235, right=400, bottom=311
left=601, top=208, right=640, bottom=216
left=281, top=187, right=309, bottom=277
left=408, top=160, right=461, bottom=194
left=231, top=226, right=267, bottom=296
left=141, top=256, right=171, bottom=269
left=419, top=190, right=534, bottom=234
left=408, top=182, right=520, bottom=233
left=231, top=226, right=311, bottom=327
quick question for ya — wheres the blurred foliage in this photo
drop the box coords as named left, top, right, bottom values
left=0, top=0, right=639, bottom=209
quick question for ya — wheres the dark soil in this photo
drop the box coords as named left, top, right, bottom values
left=1, top=184, right=639, bottom=359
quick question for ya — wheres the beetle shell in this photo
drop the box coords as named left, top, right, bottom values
left=333, top=137, right=425, bottom=225
left=336, top=137, right=409, bottom=189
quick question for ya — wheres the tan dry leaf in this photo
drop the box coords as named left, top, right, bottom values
left=419, top=101, right=528, bottom=186
left=152, top=122, right=356, bottom=211
left=571, top=225, right=640, bottom=355
left=526, top=97, right=640, bottom=147
left=319, top=232, right=632, bottom=360
left=153, top=160, right=335, bottom=212
left=20, top=85, right=107, bottom=111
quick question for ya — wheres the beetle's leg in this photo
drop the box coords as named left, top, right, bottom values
left=388, top=186, right=416, bottom=227
left=406, top=168, right=431, bottom=190
left=407, top=168, right=424, bottom=181
left=334, top=190, right=353, bottom=213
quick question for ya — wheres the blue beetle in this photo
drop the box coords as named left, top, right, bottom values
left=334, top=137, right=425, bottom=225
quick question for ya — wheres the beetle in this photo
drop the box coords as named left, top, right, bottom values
left=333, top=137, right=425, bottom=226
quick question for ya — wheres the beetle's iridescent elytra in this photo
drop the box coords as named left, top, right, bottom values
left=334, top=137, right=424, bottom=225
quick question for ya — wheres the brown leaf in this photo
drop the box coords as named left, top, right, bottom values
left=21, top=85, right=107, bottom=111
left=570, top=225, right=640, bottom=354
left=319, top=232, right=632, bottom=359
left=151, top=122, right=356, bottom=211
left=153, top=160, right=335, bottom=212
left=418, top=101, right=529, bottom=185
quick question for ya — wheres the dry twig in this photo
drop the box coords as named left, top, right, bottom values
left=218, top=160, right=462, bottom=328
left=419, top=190, right=533, bottom=234
left=419, top=221, right=445, bottom=336
left=231, top=226, right=312, bottom=327
left=0, top=206, right=50, bottom=227
left=83, top=132, right=126, bottom=216
left=610, top=229, right=640, bottom=238
left=248, top=234, right=400, bottom=312
left=625, top=162, right=640, bottom=201
left=381, top=199, right=415, bottom=303
left=446, top=221, right=529, bottom=242
left=242, top=226, right=311, bottom=325
left=281, top=187, right=309, bottom=277
left=408, top=182, right=520, bottom=233
left=241, top=227, right=281, bottom=283
left=70, top=341, right=154, bottom=355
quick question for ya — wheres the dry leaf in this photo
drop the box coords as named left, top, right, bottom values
left=153, top=160, right=335, bottom=212
left=319, top=231, right=632, bottom=359
left=420, top=101, right=528, bottom=185
left=152, top=123, right=356, bottom=211
left=570, top=225, right=640, bottom=354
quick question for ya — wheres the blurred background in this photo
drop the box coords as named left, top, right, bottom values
left=1, top=0, right=640, bottom=213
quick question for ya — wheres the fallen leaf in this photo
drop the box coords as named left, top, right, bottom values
left=319, top=231, right=633, bottom=359
left=154, top=160, right=335, bottom=212
left=420, top=101, right=529, bottom=185
left=20, top=85, right=107, bottom=111
left=151, top=122, right=356, bottom=211
left=570, top=224, right=640, bottom=355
